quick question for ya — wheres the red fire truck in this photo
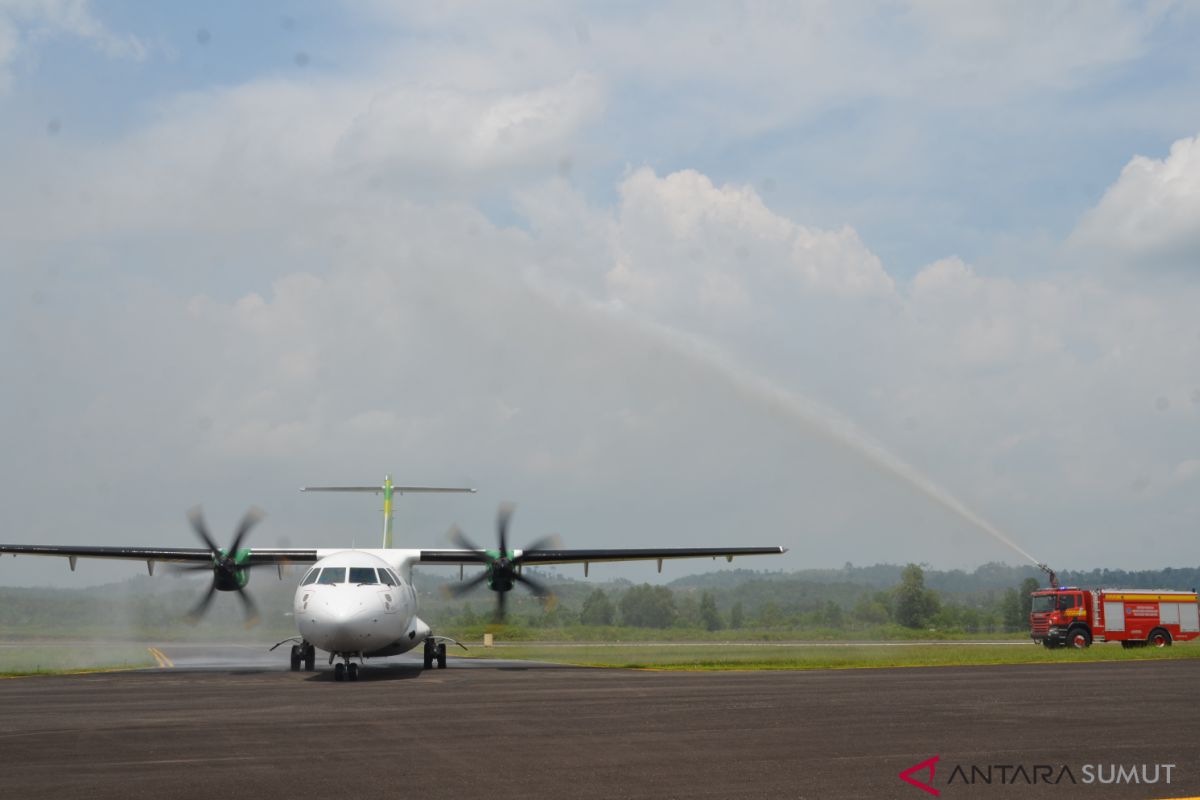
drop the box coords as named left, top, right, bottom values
left=1029, top=581, right=1200, bottom=649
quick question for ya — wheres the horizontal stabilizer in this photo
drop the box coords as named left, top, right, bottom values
left=301, top=486, right=475, bottom=494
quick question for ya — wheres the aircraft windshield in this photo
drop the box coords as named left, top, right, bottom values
left=377, top=569, right=397, bottom=586
left=316, top=567, right=345, bottom=585
left=349, top=567, right=378, bottom=585
left=1031, top=595, right=1056, bottom=613
left=301, top=568, right=319, bottom=586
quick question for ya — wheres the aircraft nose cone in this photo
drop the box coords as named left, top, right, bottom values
left=299, top=590, right=385, bottom=653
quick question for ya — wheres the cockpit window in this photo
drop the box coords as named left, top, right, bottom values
left=301, top=568, right=320, bottom=586
left=349, top=567, right=378, bottom=585
left=317, top=567, right=345, bottom=585
left=377, top=568, right=397, bottom=586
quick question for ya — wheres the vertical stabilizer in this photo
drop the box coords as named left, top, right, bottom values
left=300, top=476, right=475, bottom=547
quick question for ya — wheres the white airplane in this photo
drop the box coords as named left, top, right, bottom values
left=0, top=476, right=786, bottom=681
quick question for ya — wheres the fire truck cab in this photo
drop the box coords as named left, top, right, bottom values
left=1030, top=587, right=1200, bottom=649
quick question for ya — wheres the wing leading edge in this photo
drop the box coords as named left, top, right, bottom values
left=1, top=544, right=784, bottom=569
left=417, top=546, right=786, bottom=566
left=0, top=545, right=320, bottom=565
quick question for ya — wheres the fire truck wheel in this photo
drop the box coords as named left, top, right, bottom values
left=1148, top=629, right=1172, bottom=648
left=1068, top=628, right=1091, bottom=649
left=1042, top=639, right=1058, bottom=650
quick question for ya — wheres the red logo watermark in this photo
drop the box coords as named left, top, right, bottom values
left=898, top=755, right=1175, bottom=793
left=899, top=755, right=940, bottom=796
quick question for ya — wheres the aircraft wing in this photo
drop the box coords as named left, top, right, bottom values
left=417, top=546, right=786, bottom=566
left=0, top=544, right=320, bottom=567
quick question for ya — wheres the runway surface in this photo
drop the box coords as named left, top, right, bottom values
left=1, top=645, right=1198, bottom=799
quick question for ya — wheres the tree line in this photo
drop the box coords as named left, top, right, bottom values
left=442, top=564, right=1050, bottom=633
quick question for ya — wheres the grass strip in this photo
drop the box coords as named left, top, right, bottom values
left=460, top=642, right=1200, bottom=671
left=0, top=644, right=157, bottom=676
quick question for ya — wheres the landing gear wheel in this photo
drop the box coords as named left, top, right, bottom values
left=423, top=639, right=434, bottom=670
left=348, top=663, right=359, bottom=681
left=334, top=662, right=346, bottom=682
left=289, top=645, right=301, bottom=672
left=1149, top=629, right=1172, bottom=648
left=437, top=642, right=447, bottom=669
left=1069, top=628, right=1092, bottom=649
left=303, top=644, right=316, bottom=671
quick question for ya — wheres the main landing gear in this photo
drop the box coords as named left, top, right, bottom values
left=289, top=642, right=316, bottom=672
left=423, top=638, right=447, bottom=670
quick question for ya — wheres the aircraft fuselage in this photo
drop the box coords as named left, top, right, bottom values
left=294, top=550, right=429, bottom=659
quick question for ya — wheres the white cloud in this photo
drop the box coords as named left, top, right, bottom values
left=599, top=168, right=893, bottom=320
left=0, top=71, right=604, bottom=243
left=908, top=257, right=1066, bottom=368
left=1071, top=132, right=1200, bottom=268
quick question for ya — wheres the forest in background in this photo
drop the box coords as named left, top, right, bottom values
left=3, top=562, right=1198, bottom=642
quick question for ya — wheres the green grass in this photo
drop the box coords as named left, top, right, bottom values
left=459, top=641, right=1200, bottom=671
left=437, top=623, right=1030, bottom=643
left=0, top=644, right=156, bottom=677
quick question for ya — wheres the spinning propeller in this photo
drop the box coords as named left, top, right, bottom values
left=174, top=507, right=264, bottom=628
left=447, top=505, right=560, bottom=621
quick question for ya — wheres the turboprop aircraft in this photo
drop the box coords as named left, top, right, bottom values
left=0, top=476, right=786, bottom=681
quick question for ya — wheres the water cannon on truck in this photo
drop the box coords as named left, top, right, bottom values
left=1028, top=567, right=1200, bottom=649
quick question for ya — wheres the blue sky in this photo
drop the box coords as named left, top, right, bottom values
left=3, top=1, right=1200, bottom=586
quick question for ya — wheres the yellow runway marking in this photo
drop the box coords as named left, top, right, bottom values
left=147, top=647, right=174, bottom=668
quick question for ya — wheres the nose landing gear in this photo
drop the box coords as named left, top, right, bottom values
left=333, top=654, right=362, bottom=681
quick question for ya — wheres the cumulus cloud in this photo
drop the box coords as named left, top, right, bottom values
left=514, top=168, right=893, bottom=332
left=1071, top=132, right=1200, bottom=268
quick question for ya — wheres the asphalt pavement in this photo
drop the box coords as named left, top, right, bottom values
left=0, top=646, right=1197, bottom=799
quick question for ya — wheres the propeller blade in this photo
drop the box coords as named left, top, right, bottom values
left=496, top=504, right=513, bottom=555
left=514, top=533, right=562, bottom=561
left=185, top=582, right=218, bottom=624
left=447, top=570, right=489, bottom=597
left=235, top=585, right=260, bottom=629
left=187, top=507, right=221, bottom=555
left=495, top=587, right=507, bottom=621
left=228, top=507, right=264, bottom=555
left=448, top=525, right=485, bottom=555
left=515, top=571, right=551, bottom=597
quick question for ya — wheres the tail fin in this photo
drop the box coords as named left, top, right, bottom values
left=301, top=475, right=475, bottom=548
